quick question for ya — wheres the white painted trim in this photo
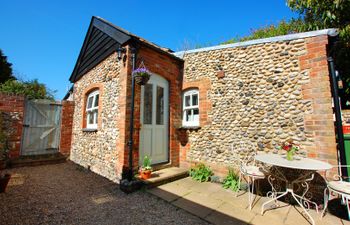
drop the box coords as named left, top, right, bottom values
left=86, top=90, right=99, bottom=129
left=139, top=73, right=169, bottom=165
left=174, top=29, right=338, bottom=57
left=182, top=89, right=199, bottom=127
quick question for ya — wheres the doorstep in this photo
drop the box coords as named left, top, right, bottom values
left=141, top=167, right=188, bottom=189
left=10, top=153, right=68, bottom=168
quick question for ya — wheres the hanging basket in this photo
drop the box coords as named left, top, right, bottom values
left=132, top=62, right=151, bottom=85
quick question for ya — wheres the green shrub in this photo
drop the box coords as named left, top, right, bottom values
left=222, top=168, right=240, bottom=192
left=189, top=163, right=213, bottom=182
left=0, top=79, right=55, bottom=100
left=222, top=19, right=306, bottom=45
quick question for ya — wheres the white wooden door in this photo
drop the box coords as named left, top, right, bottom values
left=139, top=74, right=169, bottom=165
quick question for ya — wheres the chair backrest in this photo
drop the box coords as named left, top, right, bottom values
left=231, top=141, right=256, bottom=168
left=326, top=165, right=350, bottom=182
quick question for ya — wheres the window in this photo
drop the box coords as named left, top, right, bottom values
left=86, top=90, right=99, bottom=129
left=183, top=89, right=199, bottom=126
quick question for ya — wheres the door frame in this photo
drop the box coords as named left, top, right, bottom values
left=139, top=73, right=170, bottom=166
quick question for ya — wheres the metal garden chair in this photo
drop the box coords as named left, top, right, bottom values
left=322, top=165, right=350, bottom=220
left=232, top=141, right=265, bottom=210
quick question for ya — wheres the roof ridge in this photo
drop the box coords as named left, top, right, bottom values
left=93, top=16, right=174, bottom=53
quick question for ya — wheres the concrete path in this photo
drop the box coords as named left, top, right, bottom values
left=147, top=177, right=350, bottom=225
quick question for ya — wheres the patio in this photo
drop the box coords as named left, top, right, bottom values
left=147, top=177, right=350, bottom=225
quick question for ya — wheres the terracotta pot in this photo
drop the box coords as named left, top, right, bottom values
left=139, top=170, right=152, bottom=180
left=0, top=174, right=11, bottom=193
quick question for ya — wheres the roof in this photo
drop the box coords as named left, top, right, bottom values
left=63, top=86, right=73, bottom=100
left=174, top=28, right=338, bottom=58
left=69, top=16, right=182, bottom=83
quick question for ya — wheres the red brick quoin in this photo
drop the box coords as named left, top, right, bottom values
left=116, top=44, right=183, bottom=175
left=299, top=35, right=337, bottom=165
left=59, top=100, right=75, bottom=155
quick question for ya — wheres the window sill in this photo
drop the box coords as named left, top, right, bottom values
left=177, top=126, right=201, bottom=131
left=82, top=128, right=98, bottom=132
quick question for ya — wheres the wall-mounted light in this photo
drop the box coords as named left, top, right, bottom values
left=116, top=47, right=126, bottom=61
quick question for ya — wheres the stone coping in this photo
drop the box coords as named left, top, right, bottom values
left=174, top=28, right=338, bottom=57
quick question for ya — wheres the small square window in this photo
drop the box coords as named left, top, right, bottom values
left=182, top=89, right=199, bottom=127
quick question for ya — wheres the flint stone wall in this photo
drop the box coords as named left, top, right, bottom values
left=71, top=53, right=122, bottom=182
left=181, top=37, right=335, bottom=169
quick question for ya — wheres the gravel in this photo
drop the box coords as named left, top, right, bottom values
left=0, top=162, right=209, bottom=225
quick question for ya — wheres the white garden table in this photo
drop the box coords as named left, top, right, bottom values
left=255, top=153, right=332, bottom=225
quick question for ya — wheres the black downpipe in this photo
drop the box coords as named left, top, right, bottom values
left=328, top=56, right=347, bottom=177
left=127, top=47, right=137, bottom=181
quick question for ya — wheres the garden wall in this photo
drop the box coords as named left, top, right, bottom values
left=0, top=93, right=75, bottom=159
left=0, top=93, right=25, bottom=158
left=177, top=32, right=337, bottom=175
left=59, top=100, right=75, bottom=155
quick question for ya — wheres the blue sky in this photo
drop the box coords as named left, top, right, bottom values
left=0, top=1, right=297, bottom=99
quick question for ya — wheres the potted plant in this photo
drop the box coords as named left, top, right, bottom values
left=139, top=155, right=152, bottom=180
left=132, top=67, right=151, bottom=85
left=278, top=139, right=299, bottom=161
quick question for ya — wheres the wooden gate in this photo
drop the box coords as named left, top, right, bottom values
left=21, top=100, right=62, bottom=156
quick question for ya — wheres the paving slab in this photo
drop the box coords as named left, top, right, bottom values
left=182, top=191, right=224, bottom=210
left=210, top=201, right=256, bottom=223
left=251, top=195, right=290, bottom=215
left=172, top=196, right=216, bottom=218
left=205, top=210, right=249, bottom=225
left=189, top=181, right=223, bottom=196
left=170, top=177, right=199, bottom=189
left=147, top=177, right=348, bottom=225
left=284, top=205, right=343, bottom=225
left=155, top=181, right=192, bottom=198
left=147, top=187, right=182, bottom=202
left=208, top=188, right=248, bottom=209
left=251, top=204, right=290, bottom=225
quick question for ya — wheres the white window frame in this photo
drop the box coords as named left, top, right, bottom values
left=182, top=89, right=199, bottom=127
left=86, top=90, right=99, bottom=129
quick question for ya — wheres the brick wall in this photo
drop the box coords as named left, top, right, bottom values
left=0, top=93, right=25, bottom=159
left=121, top=44, right=183, bottom=172
left=59, top=100, right=75, bottom=155
left=299, top=35, right=337, bottom=165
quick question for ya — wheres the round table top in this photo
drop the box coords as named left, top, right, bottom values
left=255, top=153, right=332, bottom=171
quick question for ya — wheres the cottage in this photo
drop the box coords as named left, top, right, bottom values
left=69, top=16, right=339, bottom=182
